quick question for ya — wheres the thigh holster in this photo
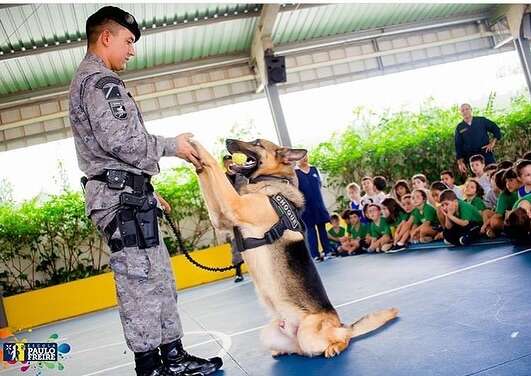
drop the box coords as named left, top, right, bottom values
left=105, top=192, right=162, bottom=253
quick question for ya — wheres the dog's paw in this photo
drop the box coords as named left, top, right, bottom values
left=271, top=350, right=286, bottom=358
left=324, top=341, right=348, bottom=358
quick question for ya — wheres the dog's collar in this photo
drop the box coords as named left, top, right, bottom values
left=249, top=175, right=292, bottom=185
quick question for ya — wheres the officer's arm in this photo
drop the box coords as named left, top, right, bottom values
left=485, top=117, right=502, bottom=141
left=83, top=75, right=177, bottom=168
left=454, top=127, right=464, bottom=161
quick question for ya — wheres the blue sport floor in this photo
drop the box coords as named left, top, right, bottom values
left=2, top=241, right=531, bottom=376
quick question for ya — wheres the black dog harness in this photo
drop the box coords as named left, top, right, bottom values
left=233, top=192, right=305, bottom=252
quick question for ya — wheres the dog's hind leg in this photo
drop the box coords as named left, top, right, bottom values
left=297, top=313, right=350, bottom=358
left=261, top=320, right=302, bottom=357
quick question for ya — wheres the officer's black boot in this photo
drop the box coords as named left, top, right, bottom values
left=160, top=339, right=223, bottom=376
left=134, top=349, right=164, bottom=376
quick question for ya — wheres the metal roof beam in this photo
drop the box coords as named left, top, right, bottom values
left=0, top=53, right=249, bottom=109
left=276, top=13, right=491, bottom=55
left=0, top=3, right=318, bottom=62
left=250, top=4, right=280, bottom=93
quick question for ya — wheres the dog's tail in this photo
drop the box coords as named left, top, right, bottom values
left=348, top=307, right=399, bottom=338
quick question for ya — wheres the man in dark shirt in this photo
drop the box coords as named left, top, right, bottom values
left=455, top=103, right=502, bottom=174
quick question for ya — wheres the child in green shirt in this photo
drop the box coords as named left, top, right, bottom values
left=463, top=178, right=494, bottom=228
left=392, top=194, right=415, bottom=250
left=366, top=204, right=393, bottom=253
left=484, top=168, right=520, bottom=237
left=409, top=189, right=440, bottom=243
left=440, top=189, right=483, bottom=245
left=506, top=195, right=531, bottom=241
left=338, top=209, right=368, bottom=255
left=327, top=214, right=345, bottom=253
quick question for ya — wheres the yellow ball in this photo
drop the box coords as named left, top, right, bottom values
left=232, top=152, right=247, bottom=165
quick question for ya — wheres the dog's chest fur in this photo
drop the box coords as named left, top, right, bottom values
left=238, top=180, right=335, bottom=319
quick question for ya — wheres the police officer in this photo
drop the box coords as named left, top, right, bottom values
left=69, top=6, right=222, bottom=376
left=455, top=103, right=502, bottom=175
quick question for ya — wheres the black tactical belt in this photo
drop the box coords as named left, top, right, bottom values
left=86, top=169, right=152, bottom=193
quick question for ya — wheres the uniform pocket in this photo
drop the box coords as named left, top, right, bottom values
left=124, top=247, right=151, bottom=279
left=109, top=247, right=151, bottom=279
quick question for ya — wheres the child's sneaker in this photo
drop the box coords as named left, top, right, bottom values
left=459, top=234, right=473, bottom=246
left=388, top=244, right=406, bottom=253
left=381, top=243, right=393, bottom=253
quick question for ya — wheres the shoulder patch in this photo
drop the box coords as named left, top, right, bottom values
left=96, top=76, right=124, bottom=100
left=109, top=100, right=129, bottom=120
left=95, top=76, right=123, bottom=89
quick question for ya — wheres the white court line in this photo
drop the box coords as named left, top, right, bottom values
left=335, top=247, right=531, bottom=308
left=8, top=248, right=526, bottom=376
left=78, top=331, right=231, bottom=376
left=180, top=280, right=252, bottom=305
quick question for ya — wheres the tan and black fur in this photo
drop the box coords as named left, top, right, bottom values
left=191, top=138, right=398, bottom=358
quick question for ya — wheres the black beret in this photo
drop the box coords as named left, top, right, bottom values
left=86, top=6, right=141, bottom=42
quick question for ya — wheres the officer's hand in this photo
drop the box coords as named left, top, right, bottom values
left=155, top=192, right=171, bottom=213
left=457, top=160, right=467, bottom=175
left=482, top=140, right=495, bottom=153
left=176, top=133, right=202, bottom=169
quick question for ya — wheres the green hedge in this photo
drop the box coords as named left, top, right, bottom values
left=0, top=167, right=211, bottom=296
left=311, top=96, right=531, bottom=204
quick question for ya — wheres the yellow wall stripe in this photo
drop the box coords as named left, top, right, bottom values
left=4, top=244, right=246, bottom=332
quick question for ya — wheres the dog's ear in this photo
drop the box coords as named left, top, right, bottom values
left=277, top=148, right=307, bottom=164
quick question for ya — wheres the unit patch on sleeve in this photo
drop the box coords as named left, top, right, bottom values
left=109, top=100, right=128, bottom=120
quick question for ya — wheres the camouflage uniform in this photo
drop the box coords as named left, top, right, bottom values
left=69, top=52, right=183, bottom=353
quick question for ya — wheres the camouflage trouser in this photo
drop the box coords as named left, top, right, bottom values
left=91, top=208, right=184, bottom=353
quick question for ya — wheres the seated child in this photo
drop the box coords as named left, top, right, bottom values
left=410, top=189, right=441, bottom=243
left=429, top=181, right=449, bottom=238
left=346, top=182, right=367, bottom=223
left=366, top=203, right=393, bottom=253
left=484, top=169, right=499, bottom=210
left=469, top=154, right=491, bottom=194
left=339, top=209, right=368, bottom=255
left=462, top=178, right=493, bottom=227
left=381, top=197, right=410, bottom=251
left=515, top=159, right=531, bottom=198
left=440, top=170, right=463, bottom=199
left=393, top=193, right=415, bottom=249
left=439, top=189, right=483, bottom=246
left=361, top=176, right=386, bottom=206
left=484, top=163, right=498, bottom=179
left=392, top=179, right=411, bottom=201
left=327, top=214, right=345, bottom=254
left=506, top=195, right=531, bottom=241
left=484, top=168, right=520, bottom=237
left=411, top=173, right=429, bottom=190
left=373, top=176, right=388, bottom=197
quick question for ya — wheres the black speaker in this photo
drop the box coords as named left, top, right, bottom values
left=265, top=55, right=286, bottom=85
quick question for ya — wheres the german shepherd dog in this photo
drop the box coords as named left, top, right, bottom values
left=191, top=138, right=398, bottom=358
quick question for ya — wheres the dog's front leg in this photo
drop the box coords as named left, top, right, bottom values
left=192, top=140, right=278, bottom=233
left=192, top=140, right=244, bottom=230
